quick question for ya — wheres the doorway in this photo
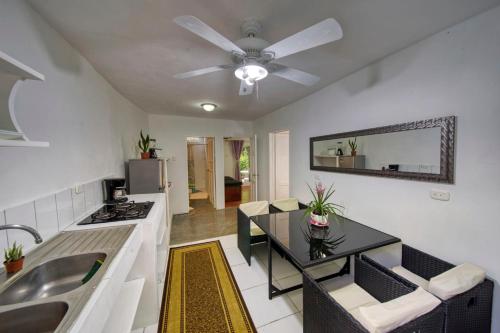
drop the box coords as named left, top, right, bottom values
left=187, top=137, right=215, bottom=213
left=269, top=130, right=290, bottom=201
left=224, top=137, right=251, bottom=207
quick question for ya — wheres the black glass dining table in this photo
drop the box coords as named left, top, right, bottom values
left=250, top=209, right=401, bottom=299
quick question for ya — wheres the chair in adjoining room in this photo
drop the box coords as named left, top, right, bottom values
left=362, top=244, right=494, bottom=333
left=303, top=257, right=445, bottom=333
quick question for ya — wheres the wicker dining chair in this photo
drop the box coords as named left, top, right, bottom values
left=303, top=257, right=445, bottom=333
left=361, top=244, right=494, bottom=333
left=237, top=198, right=307, bottom=265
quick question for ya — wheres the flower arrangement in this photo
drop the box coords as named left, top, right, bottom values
left=305, top=181, right=343, bottom=226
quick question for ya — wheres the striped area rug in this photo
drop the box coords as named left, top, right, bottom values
left=159, top=241, right=256, bottom=333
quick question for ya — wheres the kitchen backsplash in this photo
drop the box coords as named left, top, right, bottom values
left=0, top=178, right=106, bottom=254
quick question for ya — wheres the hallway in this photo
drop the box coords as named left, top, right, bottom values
left=169, top=199, right=237, bottom=245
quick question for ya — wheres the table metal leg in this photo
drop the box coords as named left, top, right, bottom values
left=267, top=236, right=273, bottom=300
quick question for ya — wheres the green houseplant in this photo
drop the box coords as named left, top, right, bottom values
left=138, top=130, right=151, bottom=159
left=305, top=182, right=343, bottom=226
left=4, top=242, right=24, bottom=274
left=348, top=137, right=358, bottom=156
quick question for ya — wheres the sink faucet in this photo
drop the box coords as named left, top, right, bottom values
left=0, top=224, right=43, bottom=244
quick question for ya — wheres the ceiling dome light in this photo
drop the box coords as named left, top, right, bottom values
left=201, top=103, right=217, bottom=112
left=234, top=64, right=268, bottom=84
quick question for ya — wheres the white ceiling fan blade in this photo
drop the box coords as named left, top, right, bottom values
left=174, top=16, right=246, bottom=55
left=263, top=18, right=342, bottom=60
left=239, top=80, right=254, bottom=95
left=174, top=65, right=233, bottom=79
left=269, top=64, right=320, bottom=86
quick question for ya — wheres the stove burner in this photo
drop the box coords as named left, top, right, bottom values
left=124, top=209, right=142, bottom=218
left=115, top=201, right=136, bottom=211
left=92, top=211, right=117, bottom=220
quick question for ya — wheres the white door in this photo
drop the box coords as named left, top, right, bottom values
left=274, top=131, right=290, bottom=200
left=205, top=137, right=215, bottom=206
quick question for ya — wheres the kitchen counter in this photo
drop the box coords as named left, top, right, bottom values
left=68, top=193, right=170, bottom=331
left=0, top=192, right=170, bottom=332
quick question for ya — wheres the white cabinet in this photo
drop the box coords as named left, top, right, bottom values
left=0, top=50, right=48, bottom=147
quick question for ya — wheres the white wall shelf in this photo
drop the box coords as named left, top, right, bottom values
left=0, top=50, right=45, bottom=80
left=0, top=139, right=50, bottom=147
left=0, top=50, right=49, bottom=147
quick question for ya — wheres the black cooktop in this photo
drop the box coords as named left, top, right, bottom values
left=77, top=201, right=154, bottom=225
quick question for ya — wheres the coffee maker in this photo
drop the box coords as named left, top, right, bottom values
left=102, top=178, right=127, bottom=204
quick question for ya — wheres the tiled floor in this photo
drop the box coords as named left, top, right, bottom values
left=169, top=200, right=237, bottom=245
left=134, top=201, right=353, bottom=333
left=145, top=234, right=353, bottom=333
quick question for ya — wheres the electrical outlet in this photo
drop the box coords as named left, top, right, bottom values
left=430, top=189, right=450, bottom=201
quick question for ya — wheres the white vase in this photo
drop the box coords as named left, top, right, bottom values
left=310, top=212, right=329, bottom=226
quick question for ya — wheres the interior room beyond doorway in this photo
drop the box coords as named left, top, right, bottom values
left=187, top=137, right=215, bottom=213
left=224, top=137, right=251, bottom=208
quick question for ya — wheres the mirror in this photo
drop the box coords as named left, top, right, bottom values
left=310, top=116, right=455, bottom=183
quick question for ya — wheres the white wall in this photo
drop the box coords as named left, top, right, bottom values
left=148, top=114, right=252, bottom=214
left=0, top=0, right=148, bottom=211
left=254, top=6, right=500, bottom=330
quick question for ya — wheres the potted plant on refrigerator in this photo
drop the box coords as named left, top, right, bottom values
left=3, top=242, right=24, bottom=274
left=138, top=130, right=151, bottom=159
left=305, top=181, right=343, bottom=227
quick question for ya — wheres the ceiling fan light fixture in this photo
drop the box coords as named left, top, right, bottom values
left=234, top=64, right=268, bottom=83
left=201, top=103, right=217, bottom=112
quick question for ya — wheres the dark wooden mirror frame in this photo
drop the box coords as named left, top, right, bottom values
left=310, top=116, right=456, bottom=183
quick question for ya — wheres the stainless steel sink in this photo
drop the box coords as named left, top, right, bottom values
left=0, top=226, right=134, bottom=332
left=0, top=252, right=106, bottom=306
left=0, top=301, right=68, bottom=332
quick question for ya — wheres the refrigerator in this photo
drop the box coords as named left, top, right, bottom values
left=128, top=159, right=166, bottom=194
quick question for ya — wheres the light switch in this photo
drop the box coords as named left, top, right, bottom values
left=430, top=189, right=450, bottom=201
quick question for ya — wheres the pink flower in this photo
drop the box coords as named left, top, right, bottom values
left=315, top=182, right=325, bottom=197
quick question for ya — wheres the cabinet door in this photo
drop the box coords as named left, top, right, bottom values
left=339, top=156, right=354, bottom=168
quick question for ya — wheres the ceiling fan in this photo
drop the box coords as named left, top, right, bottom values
left=173, top=16, right=343, bottom=96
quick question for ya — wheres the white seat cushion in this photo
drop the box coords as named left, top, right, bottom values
left=357, top=287, right=441, bottom=333
left=239, top=201, right=269, bottom=217
left=392, top=266, right=430, bottom=290
left=272, top=198, right=300, bottom=212
left=240, top=201, right=268, bottom=237
left=428, top=262, right=486, bottom=300
left=250, top=222, right=265, bottom=236
left=329, top=283, right=380, bottom=312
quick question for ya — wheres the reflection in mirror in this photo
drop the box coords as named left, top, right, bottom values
left=310, top=116, right=455, bottom=183
left=312, top=127, right=442, bottom=174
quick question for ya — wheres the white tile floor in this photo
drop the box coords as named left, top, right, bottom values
left=133, top=233, right=353, bottom=332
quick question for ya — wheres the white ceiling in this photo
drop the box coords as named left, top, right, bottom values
left=29, top=0, right=500, bottom=120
